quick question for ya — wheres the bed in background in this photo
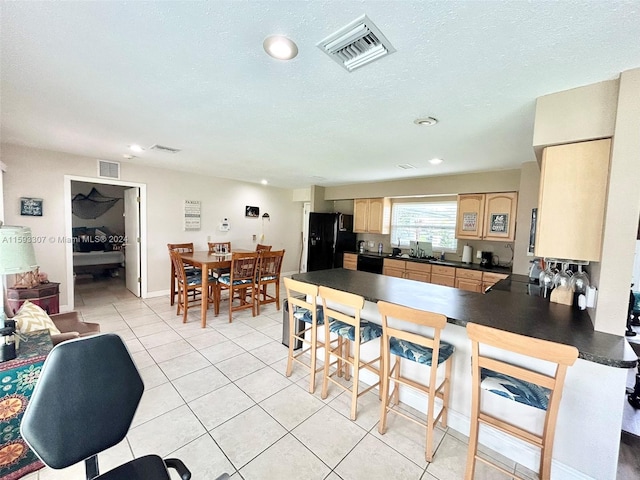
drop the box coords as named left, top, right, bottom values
left=72, top=226, right=125, bottom=277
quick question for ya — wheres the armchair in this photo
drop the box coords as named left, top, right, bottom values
left=49, top=311, right=101, bottom=345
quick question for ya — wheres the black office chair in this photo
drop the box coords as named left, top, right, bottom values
left=20, top=333, right=192, bottom=480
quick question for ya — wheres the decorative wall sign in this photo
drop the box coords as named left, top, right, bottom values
left=184, top=200, right=201, bottom=231
left=20, top=198, right=43, bottom=216
left=245, top=206, right=259, bottom=217
left=462, top=212, right=477, bottom=231
left=489, top=213, right=509, bottom=234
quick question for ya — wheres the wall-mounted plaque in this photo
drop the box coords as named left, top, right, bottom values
left=20, top=197, right=43, bottom=216
left=184, top=200, right=201, bottom=231
left=489, top=213, right=508, bottom=234
left=462, top=212, right=477, bottom=231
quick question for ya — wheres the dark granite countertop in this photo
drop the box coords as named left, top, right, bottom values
left=292, top=269, right=637, bottom=369
left=349, top=251, right=512, bottom=274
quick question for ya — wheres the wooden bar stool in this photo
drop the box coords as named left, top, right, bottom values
left=465, top=323, right=579, bottom=480
left=377, top=301, right=454, bottom=462
left=284, top=278, right=325, bottom=393
left=319, top=286, right=382, bottom=420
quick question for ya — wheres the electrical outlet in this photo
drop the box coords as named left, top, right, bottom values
left=252, top=234, right=257, bottom=241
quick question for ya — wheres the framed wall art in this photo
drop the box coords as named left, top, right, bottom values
left=245, top=206, right=259, bottom=217
left=20, top=197, right=43, bottom=216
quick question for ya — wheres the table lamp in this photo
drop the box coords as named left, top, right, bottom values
left=0, top=224, right=39, bottom=330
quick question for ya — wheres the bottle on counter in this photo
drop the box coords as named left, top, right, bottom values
left=378, top=243, right=383, bottom=254
left=440, top=251, right=445, bottom=260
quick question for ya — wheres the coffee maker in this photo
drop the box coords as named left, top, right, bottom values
left=480, top=251, right=493, bottom=268
left=358, top=240, right=365, bottom=254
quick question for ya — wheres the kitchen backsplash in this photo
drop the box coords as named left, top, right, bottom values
left=355, top=233, right=514, bottom=266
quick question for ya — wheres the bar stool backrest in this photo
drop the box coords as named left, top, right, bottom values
left=284, top=278, right=319, bottom=315
left=378, top=300, right=447, bottom=360
left=318, top=286, right=364, bottom=329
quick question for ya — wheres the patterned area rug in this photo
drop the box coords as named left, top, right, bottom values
left=0, top=330, right=52, bottom=479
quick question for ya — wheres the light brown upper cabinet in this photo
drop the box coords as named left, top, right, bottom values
left=455, top=192, right=518, bottom=242
left=354, top=198, right=391, bottom=234
left=455, top=194, right=485, bottom=240
left=535, top=138, right=611, bottom=262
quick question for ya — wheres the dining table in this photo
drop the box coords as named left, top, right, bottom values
left=178, top=249, right=251, bottom=327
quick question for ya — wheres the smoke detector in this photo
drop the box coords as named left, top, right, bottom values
left=317, top=15, right=396, bottom=72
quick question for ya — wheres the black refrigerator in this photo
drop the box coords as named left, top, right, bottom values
left=307, top=213, right=357, bottom=271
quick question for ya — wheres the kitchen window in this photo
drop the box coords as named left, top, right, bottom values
left=390, top=200, right=458, bottom=251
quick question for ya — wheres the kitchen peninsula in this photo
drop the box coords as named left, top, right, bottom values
left=292, top=269, right=636, bottom=479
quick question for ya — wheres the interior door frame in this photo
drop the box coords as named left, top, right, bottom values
left=64, top=175, right=148, bottom=309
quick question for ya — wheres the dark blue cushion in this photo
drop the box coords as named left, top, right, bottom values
left=329, top=320, right=382, bottom=343
left=292, top=305, right=324, bottom=325
left=480, top=368, right=550, bottom=411
left=186, top=274, right=217, bottom=286
left=389, top=337, right=454, bottom=366
left=218, top=274, right=252, bottom=286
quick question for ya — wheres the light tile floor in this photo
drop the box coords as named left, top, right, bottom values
left=20, top=274, right=640, bottom=479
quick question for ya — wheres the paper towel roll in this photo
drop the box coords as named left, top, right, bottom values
left=462, top=245, right=473, bottom=264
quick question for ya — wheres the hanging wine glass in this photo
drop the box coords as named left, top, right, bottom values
left=570, top=265, right=590, bottom=295
left=539, top=262, right=555, bottom=298
left=555, top=263, right=573, bottom=289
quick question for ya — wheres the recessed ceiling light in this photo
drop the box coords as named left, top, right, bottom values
left=129, top=144, right=144, bottom=152
left=122, top=154, right=135, bottom=160
left=261, top=179, right=268, bottom=185
left=414, top=117, right=438, bottom=126
left=263, top=35, right=298, bottom=60
left=429, top=158, right=443, bottom=165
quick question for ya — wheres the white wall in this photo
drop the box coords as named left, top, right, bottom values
left=0, top=161, right=6, bottom=223
left=1, top=144, right=302, bottom=309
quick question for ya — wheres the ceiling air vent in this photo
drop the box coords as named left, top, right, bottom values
left=97, top=160, right=120, bottom=180
left=150, top=144, right=181, bottom=154
left=397, top=164, right=416, bottom=170
left=317, top=14, right=396, bottom=72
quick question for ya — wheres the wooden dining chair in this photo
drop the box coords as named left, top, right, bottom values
left=208, top=242, right=231, bottom=254
left=167, top=243, right=196, bottom=306
left=168, top=249, right=216, bottom=323
left=254, top=249, right=285, bottom=315
left=207, top=241, right=232, bottom=278
left=255, top=244, right=272, bottom=252
left=465, top=323, right=579, bottom=480
left=216, top=251, right=260, bottom=322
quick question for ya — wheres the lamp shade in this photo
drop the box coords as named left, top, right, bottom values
left=0, top=225, right=38, bottom=274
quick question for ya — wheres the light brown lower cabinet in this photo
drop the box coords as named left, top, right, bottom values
left=481, top=272, right=509, bottom=292
left=382, top=259, right=431, bottom=282
left=405, top=262, right=431, bottom=282
left=455, top=268, right=483, bottom=292
left=382, top=259, right=509, bottom=293
left=431, top=265, right=456, bottom=287
left=343, top=253, right=358, bottom=271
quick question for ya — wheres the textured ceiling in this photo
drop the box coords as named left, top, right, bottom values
left=2, top=1, right=639, bottom=189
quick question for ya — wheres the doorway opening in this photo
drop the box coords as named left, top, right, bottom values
left=64, top=176, right=147, bottom=310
